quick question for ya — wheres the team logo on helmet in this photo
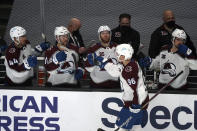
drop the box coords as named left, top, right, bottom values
left=116, top=44, right=134, bottom=61
left=172, top=29, right=187, bottom=44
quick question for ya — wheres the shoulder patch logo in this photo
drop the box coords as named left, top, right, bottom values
left=161, top=31, right=168, bottom=36
left=99, top=52, right=105, bottom=56
left=186, top=48, right=192, bottom=56
left=125, top=66, right=132, bottom=72
left=9, top=48, right=16, bottom=53
left=83, top=57, right=87, bottom=61
left=161, top=54, right=166, bottom=59
left=115, top=32, right=121, bottom=37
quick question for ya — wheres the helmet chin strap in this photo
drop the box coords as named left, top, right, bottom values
left=14, top=37, right=21, bottom=46
left=99, top=31, right=111, bottom=46
left=117, top=55, right=123, bottom=63
left=100, top=37, right=111, bottom=47
left=172, top=37, right=186, bottom=48
left=172, top=38, right=175, bottom=45
left=57, top=36, right=63, bottom=45
left=118, top=59, right=123, bottom=63
left=57, top=36, right=69, bottom=51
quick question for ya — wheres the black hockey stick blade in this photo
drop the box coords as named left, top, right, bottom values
left=97, top=128, right=106, bottom=131
left=97, top=127, right=120, bottom=131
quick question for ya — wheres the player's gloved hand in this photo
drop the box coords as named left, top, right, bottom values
left=87, top=53, right=94, bottom=66
left=27, top=55, right=37, bottom=67
left=0, top=45, right=8, bottom=57
left=24, top=55, right=37, bottom=69
left=139, top=56, right=152, bottom=68
left=116, top=107, right=134, bottom=129
left=0, top=45, right=7, bottom=52
left=141, top=110, right=147, bottom=128
left=75, top=68, right=84, bottom=80
left=94, top=53, right=108, bottom=69
left=178, top=44, right=192, bottom=56
left=130, top=104, right=143, bottom=125
left=53, top=51, right=67, bottom=64
left=35, top=42, right=50, bottom=52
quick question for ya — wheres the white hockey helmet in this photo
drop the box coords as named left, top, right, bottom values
left=54, top=26, right=70, bottom=39
left=116, top=44, right=134, bottom=61
left=10, top=26, right=26, bottom=43
left=98, top=25, right=111, bottom=41
left=172, top=29, right=186, bottom=44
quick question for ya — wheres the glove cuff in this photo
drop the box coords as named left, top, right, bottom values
left=186, top=48, right=192, bottom=56
left=77, top=67, right=85, bottom=74
left=102, top=58, right=108, bottom=63
left=130, top=104, right=142, bottom=114
left=53, top=54, right=59, bottom=65
left=35, top=44, right=43, bottom=53
left=131, top=104, right=141, bottom=109
left=23, top=59, right=31, bottom=70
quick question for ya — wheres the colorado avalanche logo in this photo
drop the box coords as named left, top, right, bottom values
left=99, top=52, right=105, bottom=56
left=125, top=66, right=132, bottom=72
left=9, top=48, right=16, bottom=53
left=161, top=62, right=176, bottom=77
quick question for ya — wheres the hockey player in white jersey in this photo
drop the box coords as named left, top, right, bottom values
left=84, top=25, right=120, bottom=88
left=96, top=44, right=149, bottom=131
left=139, top=29, right=197, bottom=90
left=5, top=26, right=50, bottom=86
left=44, top=26, right=84, bottom=87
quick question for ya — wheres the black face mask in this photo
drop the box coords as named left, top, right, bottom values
left=120, top=26, right=131, bottom=33
left=166, top=21, right=176, bottom=29
left=73, top=29, right=79, bottom=35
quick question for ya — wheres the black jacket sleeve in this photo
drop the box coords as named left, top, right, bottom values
left=148, top=30, right=161, bottom=58
left=131, top=30, right=140, bottom=57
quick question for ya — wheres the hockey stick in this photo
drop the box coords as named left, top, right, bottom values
left=33, top=0, right=48, bottom=57
left=97, top=70, right=183, bottom=131
left=40, top=0, right=47, bottom=42
left=141, top=70, right=183, bottom=109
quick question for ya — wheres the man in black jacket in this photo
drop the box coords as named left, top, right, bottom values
left=148, top=10, right=197, bottom=58
left=67, top=18, right=86, bottom=54
left=111, top=13, right=140, bottom=58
